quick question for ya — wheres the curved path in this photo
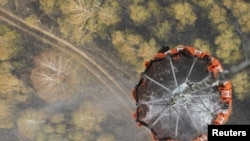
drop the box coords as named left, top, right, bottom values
left=0, top=7, right=134, bottom=113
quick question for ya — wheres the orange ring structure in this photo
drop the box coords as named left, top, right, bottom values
left=132, top=46, right=232, bottom=141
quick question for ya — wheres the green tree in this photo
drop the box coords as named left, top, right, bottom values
left=128, top=0, right=164, bottom=25
left=151, top=20, right=171, bottom=41
left=112, top=30, right=159, bottom=73
left=223, top=0, right=250, bottom=33
left=0, top=99, right=14, bottom=128
left=0, top=24, right=21, bottom=61
left=111, top=31, right=141, bottom=67
left=206, top=2, right=243, bottom=64
left=39, top=0, right=57, bottom=14
left=215, top=29, right=241, bottom=64
left=129, top=4, right=151, bottom=24
left=0, top=24, right=30, bottom=104
left=97, top=0, right=121, bottom=26
left=137, top=39, right=158, bottom=71
left=131, top=0, right=145, bottom=4
left=35, top=132, right=46, bottom=141
left=97, top=133, right=116, bottom=141
left=147, top=1, right=163, bottom=19
left=208, top=4, right=228, bottom=31
left=0, top=62, right=30, bottom=103
left=68, top=131, right=94, bottom=141
left=231, top=71, right=250, bottom=100
left=17, top=108, right=47, bottom=140
left=193, top=39, right=211, bottom=54
left=25, top=14, right=41, bottom=27
left=46, top=133, right=65, bottom=141
left=43, top=124, right=54, bottom=134
left=50, top=113, right=65, bottom=124
left=57, top=0, right=121, bottom=45
left=55, top=124, right=66, bottom=134
left=169, top=2, right=197, bottom=30
left=193, top=0, right=214, bottom=9
left=71, top=101, right=106, bottom=132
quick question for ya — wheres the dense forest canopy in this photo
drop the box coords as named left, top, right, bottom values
left=0, top=0, right=250, bottom=141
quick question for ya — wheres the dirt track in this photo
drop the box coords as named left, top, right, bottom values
left=0, top=7, right=135, bottom=113
left=0, top=7, right=153, bottom=141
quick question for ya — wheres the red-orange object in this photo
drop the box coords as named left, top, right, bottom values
left=132, top=46, right=233, bottom=141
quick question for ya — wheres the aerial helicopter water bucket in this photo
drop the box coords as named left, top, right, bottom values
left=132, top=46, right=232, bottom=141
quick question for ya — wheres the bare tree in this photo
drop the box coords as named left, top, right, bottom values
left=30, top=51, right=78, bottom=103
